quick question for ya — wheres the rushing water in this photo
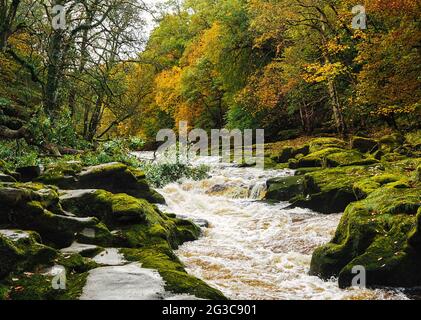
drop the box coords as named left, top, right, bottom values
left=137, top=153, right=408, bottom=300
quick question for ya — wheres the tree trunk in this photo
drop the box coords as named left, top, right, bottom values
left=327, top=80, right=346, bottom=135
left=44, top=29, right=64, bottom=117
left=0, top=0, right=21, bottom=51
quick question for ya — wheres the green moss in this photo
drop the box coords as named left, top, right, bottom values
left=351, top=136, right=378, bottom=153
left=290, top=165, right=381, bottom=213
left=297, top=147, right=344, bottom=167
left=353, top=174, right=406, bottom=198
left=76, top=222, right=116, bottom=247
left=122, top=247, right=226, bottom=300
left=311, top=187, right=421, bottom=288
left=265, top=176, right=306, bottom=202
left=38, top=161, right=82, bottom=186
left=0, top=283, right=9, bottom=300
left=309, top=138, right=347, bottom=153
left=326, top=150, right=376, bottom=167
left=56, top=253, right=98, bottom=273
left=160, top=270, right=226, bottom=300
left=4, top=271, right=88, bottom=300
left=381, top=152, right=407, bottom=162
left=0, top=230, right=57, bottom=279
left=379, top=133, right=404, bottom=150
left=272, top=145, right=310, bottom=163
left=62, top=190, right=152, bottom=227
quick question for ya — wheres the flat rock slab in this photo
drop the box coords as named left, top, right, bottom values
left=60, top=242, right=101, bottom=257
left=93, top=248, right=127, bottom=266
left=59, top=189, right=98, bottom=201
left=0, top=229, right=31, bottom=241
left=80, top=263, right=199, bottom=300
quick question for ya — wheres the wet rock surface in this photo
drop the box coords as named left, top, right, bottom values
left=0, top=162, right=225, bottom=300
left=265, top=136, right=421, bottom=289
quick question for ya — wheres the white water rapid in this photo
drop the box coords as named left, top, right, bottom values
left=139, top=154, right=408, bottom=300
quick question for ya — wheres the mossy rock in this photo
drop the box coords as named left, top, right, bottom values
left=38, top=162, right=165, bottom=204
left=325, top=150, right=377, bottom=168
left=294, top=167, right=321, bottom=176
left=379, top=133, right=405, bottom=153
left=61, top=190, right=155, bottom=227
left=0, top=185, right=99, bottom=247
left=308, top=138, right=347, bottom=153
left=351, top=136, right=378, bottom=153
left=273, top=145, right=310, bottom=163
left=353, top=174, right=407, bottom=199
left=0, top=230, right=57, bottom=279
left=75, top=223, right=118, bottom=247
left=39, top=161, right=82, bottom=186
left=381, top=152, right=408, bottom=162
left=265, top=176, right=306, bottom=202
left=291, top=165, right=383, bottom=214
left=310, top=187, right=421, bottom=288
left=61, top=189, right=200, bottom=249
left=408, top=207, right=421, bottom=248
left=122, top=247, right=226, bottom=300
left=296, top=148, right=369, bottom=168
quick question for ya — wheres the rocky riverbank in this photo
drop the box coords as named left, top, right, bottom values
left=0, top=162, right=226, bottom=300
left=264, top=133, right=421, bottom=289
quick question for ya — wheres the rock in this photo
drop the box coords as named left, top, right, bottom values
left=310, top=187, right=421, bottom=288
left=0, top=184, right=99, bottom=247
left=60, top=242, right=103, bottom=258
left=60, top=189, right=148, bottom=227
left=353, top=174, right=407, bottom=199
left=408, top=207, right=421, bottom=248
left=379, top=133, right=404, bottom=153
left=289, top=165, right=378, bottom=214
left=308, top=138, right=347, bottom=153
left=273, top=145, right=310, bottom=163
left=265, top=176, right=306, bottom=202
left=39, top=162, right=165, bottom=204
left=75, top=223, right=120, bottom=247
left=176, top=215, right=209, bottom=228
left=381, top=152, right=407, bottom=162
left=79, top=263, right=200, bottom=300
left=351, top=136, right=378, bottom=153
left=0, top=173, right=16, bottom=182
left=0, top=230, right=56, bottom=279
left=92, top=248, right=127, bottom=266
left=296, top=147, right=343, bottom=168
left=294, top=147, right=377, bottom=169
left=325, top=150, right=378, bottom=167
left=16, top=165, right=43, bottom=182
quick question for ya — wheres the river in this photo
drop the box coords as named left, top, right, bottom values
left=139, top=154, right=408, bottom=300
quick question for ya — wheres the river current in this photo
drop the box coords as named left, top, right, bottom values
left=137, top=153, right=408, bottom=300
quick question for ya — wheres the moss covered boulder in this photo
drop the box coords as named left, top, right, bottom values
left=309, top=138, right=347, bottom=153
left=310, top=187, right=421, bottom=288
left=39, top=162, right=165, bottom=204
left=295, top=147, right=377, bottom=169
left=0, top=230, right=56, bottom=279
left=265, top=176, right=306, bottom=201
left=272, top=145, right=310, bottom=163
left=291, top=166, right=380, bottom=213
left=0, top=184, right=99, bottom=247
left=351, top=136, right=378, bottom=153
left=60, top=190, right=147, bottom=227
